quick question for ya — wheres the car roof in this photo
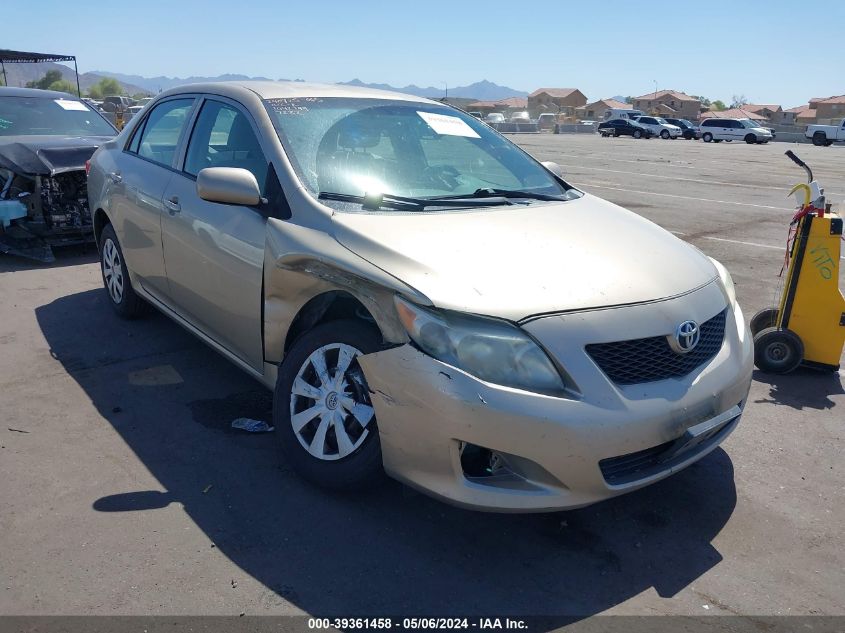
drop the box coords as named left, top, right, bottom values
left=0, top=86, right=82, bottom=100
left=156, top=80, right=441, bottom=105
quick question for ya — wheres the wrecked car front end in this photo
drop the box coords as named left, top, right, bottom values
left=0, top=137, right=111, bottom=262
left=0, top=88, right=116, bottom=262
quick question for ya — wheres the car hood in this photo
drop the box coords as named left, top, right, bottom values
left=0, top=135, right=114, bottom=176
left=331, top=193, right=717, bottom=321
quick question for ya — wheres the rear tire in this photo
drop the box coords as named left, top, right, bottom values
left=99, top=224, right=147, bottom=319
left=702, top=132, right=713, bottom=142
left=750, top=307, right=779, bottom=336
left=753, top=327, right=804, bottom=374
left=273, top=319, right=384, bottom=490
left=812, top=132, right=826, bottom=146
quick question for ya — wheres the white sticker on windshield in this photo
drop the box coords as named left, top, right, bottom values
left=54, top=99, right=88, bottom=111
left=417, top=111, right=480, bottom=138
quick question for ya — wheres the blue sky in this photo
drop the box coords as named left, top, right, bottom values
left=4, top=0, right=842, bottom=107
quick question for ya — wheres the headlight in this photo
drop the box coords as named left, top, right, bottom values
left=710, top=258, right=737, bottom=307
left=394, top=296, right=567, bottom=395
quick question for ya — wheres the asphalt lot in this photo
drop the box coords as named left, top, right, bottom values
left=0, top=134, right=843, bottom=621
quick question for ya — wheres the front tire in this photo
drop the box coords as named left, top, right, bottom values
left=754, top=327, right=804, bottom=374
left=745, top=134, right=757, bottom=144
left=273, top=319, right=384, bottom=490
left=99, top=224, right=147, bottom=319
left=660, top=129, right=670, bottom=139
left=702, top=132, right=713, bottom=142
left=633, top=129, right=642, bottom=139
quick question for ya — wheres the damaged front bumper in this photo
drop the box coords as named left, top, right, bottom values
left=358, top=294, right=753, bottom=513
left=0, top=140, right=104, bottom=263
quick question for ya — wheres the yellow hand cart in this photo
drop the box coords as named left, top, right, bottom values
left=751, top=151, right=845, bottom=374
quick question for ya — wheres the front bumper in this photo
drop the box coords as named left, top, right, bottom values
left=359, top=281, right=753, bottom=512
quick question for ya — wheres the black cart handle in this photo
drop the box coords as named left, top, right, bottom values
left=785, top=150, right=813, bottom=183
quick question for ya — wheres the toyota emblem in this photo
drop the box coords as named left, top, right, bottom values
left=671, top=320, right=700, bottom=354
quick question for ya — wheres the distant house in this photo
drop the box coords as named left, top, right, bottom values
left=741, top=104, right=784, bottom=123
left=577, top=98, right=630, bottom=121
left=813, top=95, right=845, bottom=123
left=632, top=90, right=701, bottom=120
left=784, top=104, right=813, bottom=125
left=698, top=108, right=768, bottom=121
left=527, top=88, right=588, bottom=118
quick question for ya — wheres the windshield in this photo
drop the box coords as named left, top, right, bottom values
left=264, top=97, right=570, bottom=207
left=0, top=96, right=116, bottom=137
left=654, top=117, right=669, bottom=125
left=741, top=119, right=762, bottom=128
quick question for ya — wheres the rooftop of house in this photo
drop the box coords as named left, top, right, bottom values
left=633, top=90, right=699, bottom=102
left=741, top=104, right=782, bottom=113
left=528, top=88, right=581, bottom=99
left=700, top=108, right=767, bottom=121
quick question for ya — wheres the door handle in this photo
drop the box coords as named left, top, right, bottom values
left=109, top=172, right=122, bottom=184
left=164, top=196, right=181, bottom=213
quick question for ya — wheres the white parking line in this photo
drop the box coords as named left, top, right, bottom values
left=573, top=181, right=793, bottom=211
left=553, top=152, right=697, bottom=169
left=701, top=236, right=845, bottom=259
left=563, top=163, right=845, bottom=197
left=702, top=236, right=783, bottom=250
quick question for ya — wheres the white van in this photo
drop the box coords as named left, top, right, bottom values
left=603, top=108, right=644, bottom=121
left=699, top=118, right=773, bottom=144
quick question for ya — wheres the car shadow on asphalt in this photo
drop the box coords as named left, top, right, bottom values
left=752, top=368, right=844, bottom=411
left=36, top=288, right=738, bottom=621
left=0, top=244, right=98, bottom=273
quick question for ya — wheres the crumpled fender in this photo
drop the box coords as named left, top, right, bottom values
left=263, top=217, right=430, bottom=363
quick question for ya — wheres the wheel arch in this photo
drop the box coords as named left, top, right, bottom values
left=283, top=290, right=378, bottom=356
left=93, top=208, right=111, bottom=248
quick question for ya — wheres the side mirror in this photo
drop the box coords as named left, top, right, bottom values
left=541, top=161, right=565, bottom=178
left=196, top=167, right=261, bottom=206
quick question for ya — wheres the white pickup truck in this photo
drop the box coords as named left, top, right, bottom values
left=806, top=118, right=845, bottom=146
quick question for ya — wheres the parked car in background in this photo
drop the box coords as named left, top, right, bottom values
left=805, top=118, right=845, bottom=146
left=699, top=118, right=772, bottom=144
left=485, top=112, right=505, bottom=124
left=101, top=95, right=134, bottom=112
left=598, top=118, right=653, bottom=139
left=602, top=108, right=644, bottom=121
left=0, top=87, right=117, bottom=262
left=509, top=111, right=531, bottom=123
left=87, top=81, right=751, bottom=512
left=537, top=113, right=557, bottom=130
left=631, top=116, right=682, bottom=139
left=663, top=118, right=699, bottom=140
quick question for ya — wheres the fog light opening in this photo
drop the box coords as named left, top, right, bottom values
left=459, top=442, right=506, bottom=478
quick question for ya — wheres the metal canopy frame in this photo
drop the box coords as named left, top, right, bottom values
left=0, top=49, right=81, bottom=97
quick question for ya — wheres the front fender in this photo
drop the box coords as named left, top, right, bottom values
left=263, top=218, right=430, bottom=363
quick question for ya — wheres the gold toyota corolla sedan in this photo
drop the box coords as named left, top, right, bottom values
left=87, top=81, right=753, bottom=512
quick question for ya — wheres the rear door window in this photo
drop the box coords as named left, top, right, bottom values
left=134, top=98, right=195, bottom=168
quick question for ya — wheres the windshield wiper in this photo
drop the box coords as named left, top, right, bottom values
left=468, top=188, right=566, bottom=201
left=318, top=191, right=513, bottom=211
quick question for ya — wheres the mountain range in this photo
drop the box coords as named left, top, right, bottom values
left=3, top=64, right=527, bottom=102
left=338, top=79, right=526, bottom=101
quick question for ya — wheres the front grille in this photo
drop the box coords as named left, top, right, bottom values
left=585, top=309, right=726, bottom=385
left=599, top=414, right=737, bottom=485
